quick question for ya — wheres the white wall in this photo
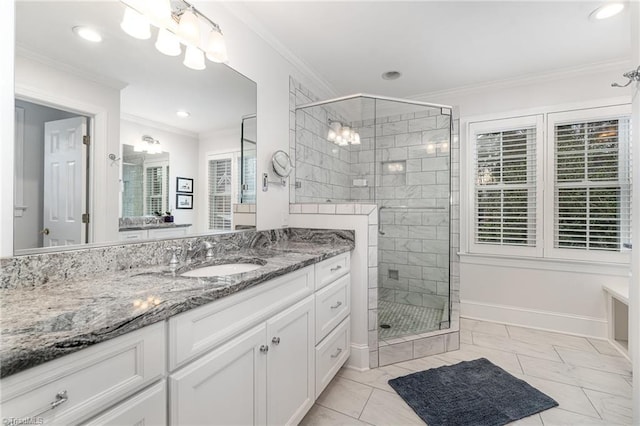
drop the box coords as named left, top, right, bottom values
left=0, top=0, right=14, bottom=258
left=11, top=54, right=122, bottom=247
left=413, top=65, right=634, bottom=338
left=13, top=100, right=77, bottom=250
left=120, top=119, right=199, bottom=229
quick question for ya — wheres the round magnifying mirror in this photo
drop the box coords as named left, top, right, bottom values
left=272, top=150, right=293, bottom=178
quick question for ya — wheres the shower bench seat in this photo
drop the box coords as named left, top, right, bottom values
left=603, top=282, right=629, bottom=359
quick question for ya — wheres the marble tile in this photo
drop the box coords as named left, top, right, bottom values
left=540, top=407, right=609, bottom=425
left=444, top=332, right=460, bottom=351
left=459, top=328, right=473, bottom=344
left=555, top=347, right=632, bottom=377
left=318, top=204, right=336, bottom=215
left=316, top=377, right=373, bottom=419
left=510, top=414, right=543, bottom=425
left=583, top=388, right=633, bottom=425
left=336, top=204, right=355, bottom=214
left=301, top=204, right=319, bottom=214
left=437, top=343, right=524, bottom=376
left=338, top=365, right=413, bottom=393
left=369, top=351, right=379, bottom=369
left=378, top=341, right=413, bottom=366
left=300, top=405, right=371, bottom=426
left=518, top=355, right=632, bottom=397
left=394, top=355, right=451, bottom=372
left=506, top=325, right=596, bottom=353
left=588, top=338, right=626, bottom=357
left=472, top=331, right=563, bottom=362
left=512, top=373, right=600, bottom=419
left=460, top=318, right=509, bottom=337
left=413, top=335, right=445, bottom=358
left=359, top=389, right=424, bottom=426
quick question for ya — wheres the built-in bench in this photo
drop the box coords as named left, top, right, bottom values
left=603, top=282, right=629, bottom=358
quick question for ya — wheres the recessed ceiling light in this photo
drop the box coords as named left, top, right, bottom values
left=382, top=71, right=402, bottom=81
left=590, top=3, right=624, bottom=20
left=72, top=26, right=102, bottom=43
left=176, top=110, right=190, bottom=118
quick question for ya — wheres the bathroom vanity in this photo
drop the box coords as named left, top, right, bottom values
left=0, top=229, right=353, bottom=425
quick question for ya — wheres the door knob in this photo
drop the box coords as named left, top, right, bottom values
left=40, top=228, right=50, bottom=235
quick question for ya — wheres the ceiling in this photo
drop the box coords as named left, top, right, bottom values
left=15, top=1, right=256, bottom=134
left=240, top=1, right=631, bottom=98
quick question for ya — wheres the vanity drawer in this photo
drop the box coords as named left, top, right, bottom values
left=118, top=230, right=146, bottom=241
left=315, top=274, right=350, bottom=344
left=169, top=265, right=314, bottom=370
left=314, top=252, right=350, bottom=291
left=315, top=317, right=350, bottom=398
left=0, top=322, right=165, bottom=425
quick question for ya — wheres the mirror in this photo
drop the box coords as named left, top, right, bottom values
left=271, top=150, right=293, bottom=178
left=13, top=1, right=257, bottom=254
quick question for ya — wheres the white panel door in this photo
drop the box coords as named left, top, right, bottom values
left=43, top=117, right=86, bottom=247
left=266, top=296, right=315, bottom=426
left=169, top=324, right=267, bottom=426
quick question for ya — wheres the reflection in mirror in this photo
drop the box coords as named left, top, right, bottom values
left=13, top=1, right=257, bottom=254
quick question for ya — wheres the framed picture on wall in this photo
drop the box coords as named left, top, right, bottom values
left=176, top=177, right=193, bottom=193
left=176, top=194, right=193, bottom=209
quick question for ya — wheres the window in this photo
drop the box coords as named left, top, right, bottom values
left=208, top=155, right=233, bottom=231
left=467, top=105, right=631, bottom=263
left=547, top=106, right=632, bottom=262
left=469, top=116, right=543, bottom=256
left=143, top=161, right=169, bottom=215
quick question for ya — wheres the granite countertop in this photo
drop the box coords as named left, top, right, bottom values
left=0, top=237, right=354, bottom=378
left=119, top=223, right=192, bottom=231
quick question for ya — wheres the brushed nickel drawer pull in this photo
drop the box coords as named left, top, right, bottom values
left=34, top=390, right=69, bottom=417
left=259, top=345, right=269, bottom=353
left=330, top=348, right=343, bottom=358
left=330, top=301, right=342, bottom=309
left=272, top=337, right=281, bottom=345
left=330, top=265, right=342, bottom=272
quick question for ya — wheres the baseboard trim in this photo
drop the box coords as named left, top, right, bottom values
left=461, top=300, right=608, bottom=339
left=345, top=343, right=370, bottom=371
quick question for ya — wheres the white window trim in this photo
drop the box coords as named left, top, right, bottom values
left=468, top=114, right=544, bottom=257
left=544, top=104, right=632, bottom=263
left=461, top=98, right=632, bottom=266
left=205, top=151, right=239, bottom=232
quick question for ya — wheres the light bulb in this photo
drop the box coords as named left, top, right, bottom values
left=352, top=132, right=361, bottom=145
left=145, top=0, right=172, bottom=27
left=426, top=143, right=436, bottom=154
left=327, top=129, right=337, bottom=141
left=177, top=9, right=200, bottom=46
left=341, top=126, right=351, bottom=139
left=155, top=28, right=181, bottom=56
left=335, top=135, right=343, bottom=145
left=183, top=45, right=206, bottom=70
left=440, top=142, right=449, bottom=152
left=205, top=30, right=228, bottom=63
left=121, top=6, right=151, bottom=40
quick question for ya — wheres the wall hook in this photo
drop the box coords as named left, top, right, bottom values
left=108, top=153, right=121, bottom=166
left=611, top=65, right=640, bottom=88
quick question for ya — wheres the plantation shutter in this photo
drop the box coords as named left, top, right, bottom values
left=553, top=115, right=631, bottom=253
left=470, top=116, right=542, bottom=255
left=208, top=157, right=232, bottom=230
left=145, top=165, right=164, bottom=215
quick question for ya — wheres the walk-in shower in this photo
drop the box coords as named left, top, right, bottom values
left=293, top=94, right=452, bottom=344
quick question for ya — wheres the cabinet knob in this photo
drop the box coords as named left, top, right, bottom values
left=259, top=345, right=269, bottom=353
left=330, top=348, right=343, bottom=358
left=330, top=301, right=343, bottom=309
left=271, top=337, right=281, bottom=345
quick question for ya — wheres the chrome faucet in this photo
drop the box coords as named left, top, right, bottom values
left=167, top=246, right=182, bottom=272
left=184, top=240, right=215, bottom=264
left=202, top=241, right=215, bottom=261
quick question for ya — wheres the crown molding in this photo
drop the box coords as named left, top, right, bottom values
left=16, top=45, right=128, bottom=91
left=408, top=58, right=632, bottom=102
left=121, top=113, right=199, bottom=139
left=218, top=2, right=338, bottom=101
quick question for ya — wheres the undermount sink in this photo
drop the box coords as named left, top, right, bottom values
left=180, top=263, right=263, bottom=278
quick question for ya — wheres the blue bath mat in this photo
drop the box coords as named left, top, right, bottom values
left=388, top=358, right=558, bottom=426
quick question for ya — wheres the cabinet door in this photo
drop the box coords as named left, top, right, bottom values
left=169, top=324, right=267, bottom=426
left=82, top=381, right=166, bottom=426
left=266, top=296, right=315, bottom=426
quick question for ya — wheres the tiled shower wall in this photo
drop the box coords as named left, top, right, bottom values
left=122, top=164, right=143, bottom=216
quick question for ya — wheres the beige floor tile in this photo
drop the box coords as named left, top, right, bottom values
left=510, top=413, right=543, bottom=425
left=472, top=331, right=563, bottom=362
left=394, top=355, right=451, bottom=372
left=459, top=328, right=473, bottom=344
left=588, top=338, right=626, bottom=357
left=518, top=355, right=632, bottom=397
left=316, top=377, right=373, bottom=419
left=583, top=388, right=633, bottom=425
left=300, top=405, right=372, bottom=426
left=338, top=365, right=414, bottom=393
left=512, top=372, right=600, bottom=419
left=506, top=325, right=596, bottom=353
left=540, top=407, right=609, bottom=425
left=358, top=389, right=424, bottom=426
left=460, top=318, right=509, bottom=337
left=437, top=342, right=523, bottom=375
left=555, top=347, right=632, bottom=377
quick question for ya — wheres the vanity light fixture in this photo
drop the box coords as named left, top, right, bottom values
left=120, top=0, right=229, bottom=70
left=326, top=120, right=361, bottom=146
left=176, top=110, right=190, bottom=118
left=589, top=2, right=624, bottom=20
left=134, top=135, right=163, bottom=154
left=72, top=26, right=103, bottom=43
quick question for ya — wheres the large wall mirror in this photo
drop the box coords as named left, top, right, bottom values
left=13, top=1, right=257, bottom=254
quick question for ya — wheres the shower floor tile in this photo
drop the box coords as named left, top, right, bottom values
left=378, top=300, right=444, bottom=340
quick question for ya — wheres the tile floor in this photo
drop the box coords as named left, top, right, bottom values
left=300, top=318, right=633, bottom=425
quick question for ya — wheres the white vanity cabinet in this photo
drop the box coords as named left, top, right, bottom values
left=118, top=226, right=190, bottom=241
